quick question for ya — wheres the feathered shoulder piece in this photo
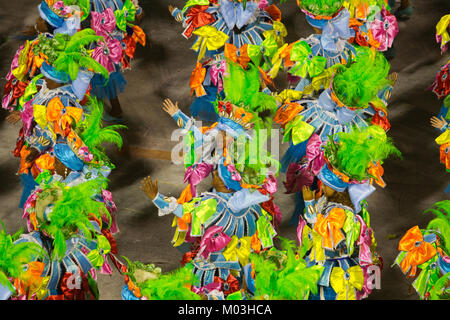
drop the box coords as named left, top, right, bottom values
left=33, top=178, right=110, bottom=260
left=250, top=237, right=324, bottom=300
left=324, top=125, right=401, bottom=182
left=332, top=47, right=390, bottom=109
left=221, top=62, right=278, bottom=131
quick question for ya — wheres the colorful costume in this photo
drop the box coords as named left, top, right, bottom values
left=393, top=201, right=450, bottom=300
left=123, top=61, right=283, bottom=300
left=36, top=0, right=146, bottom=114
left=171, top=0, right=287, bottom=121
left=430, top=15, right=450, bottom=193
left=292, top=126, right=400, bottom=300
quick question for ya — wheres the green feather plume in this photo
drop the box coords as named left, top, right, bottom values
left=223, top=62, right=278, bottom=130
left=298, top=0, right=344, bottom=16
left=50, top=28, right=109, bottom=80
left=424, top=200, right=450, bottom=255
left=325, top=125, right=402, bottom=181
left=429, top=272, right=450, bottom=300
left=332, top=47, right=390, bottom=109
left=78, top=97, right=127, bottom=167
left=250, top=237, right=324, bottom=300
left=39, top=178, right=110, bottom=260
left=125, top=260, right=201, bottom=300
left=0, top=221, right=44, bottom=293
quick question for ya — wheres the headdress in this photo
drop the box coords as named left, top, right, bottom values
left=318, top=125, right=401, bottom=211
left=33, top=29, right=109, bottom=84
left=219, top=61, right=278, bottom=136
left=331, top=47, right=390, bottom=109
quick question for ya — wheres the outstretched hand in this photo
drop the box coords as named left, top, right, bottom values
left=168, top=5, right=183, bottom=22
left=141, top=176, right=158, bottom=200
left=162, top=98, right=179, bottom=117
left=430, top=116, right=447, bottom=130
left=6, top=111, right=21, bottom=125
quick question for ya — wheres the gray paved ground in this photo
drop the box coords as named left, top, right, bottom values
left=0, top=0, right=449, bottom=300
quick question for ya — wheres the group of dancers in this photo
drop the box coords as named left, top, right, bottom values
left=0, top=0, right=448, bottom=300
left=0, top=0, right=145, bottom=300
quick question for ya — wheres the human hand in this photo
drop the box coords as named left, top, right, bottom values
left=302, top=186, right=315, bottom=201
left=162, top=98, right=179, bottom=117
left=141, top=176, right=158, bottom=200
left=6, top=111, right=21, bottom=125
left=25, top=148, right=41, bottom=163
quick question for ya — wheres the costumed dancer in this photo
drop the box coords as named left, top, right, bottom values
left=121, top=236, right=326, bottom=300
left=268, top=0, right=398, bottom=93
left=168, top=0, right=288, bottom=122
left=0, top=95, right=126, bottom=299
left=0, top=221, right=46, bottom=300
left=393, top=201, right=450, bottom=300
left=289, top=125, right=401, bottom=299
left=275, top=47, right=394, bottom=224
left=125, top=61, right=283, bottom=300
left=2, top=27, right=114, bottom=208
left=88, top=0, right=146, bottom=122
left=34, top=0, right=146, bottom=122
left=274, top=0, right=357, bottom=91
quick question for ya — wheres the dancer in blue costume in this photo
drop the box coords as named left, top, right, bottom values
left=294, top=126, right=400, bottom=300
left=275, top=47, right=392, bottom=225
left=168, top=0, right=287, bottom=122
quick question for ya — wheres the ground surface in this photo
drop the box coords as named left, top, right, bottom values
left=0, top=0, right=449, bottom=300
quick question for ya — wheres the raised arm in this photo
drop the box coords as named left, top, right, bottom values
left=161, top=98, right=204, bottom=148
left=168, top=5, right=183, bottom=22
left=141, top=176, right=183, bottom=217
